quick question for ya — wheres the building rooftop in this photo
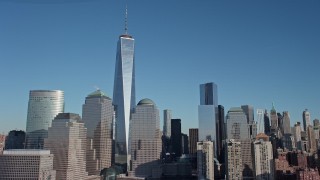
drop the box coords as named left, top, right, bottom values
left=3, top=149, right=51, bottom=155
left=87, top=89, right=110, bottom=99
left=137, top=98, right=155, bottom=106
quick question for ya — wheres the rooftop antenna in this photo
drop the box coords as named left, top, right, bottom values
left=125, top=4, right=128, bottom=34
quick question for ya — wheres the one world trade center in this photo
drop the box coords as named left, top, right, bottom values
left=113, top=7, right=135, bottom=169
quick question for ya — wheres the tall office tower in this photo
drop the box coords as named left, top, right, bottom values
left=26, top=90, right=64, bottom=149
left=82, top=90, right=113, bottom=175
left=226, top=107, right=250, bottom=140
left=307, top=126, right=317, bottom=153
left=0, top=134, right=5, bottom=154
left=189, top=128, right=199, bottom=156
left=217, top=105, right=225, bottom=163
left=303, top=109, right=311, bottom=132
left=282, top=111, right=291, bottom=135
left=277, top=113, right=283, bottom=133
left=242, top=105, right=257, bottom=139
left=313, top=119, right=320, bottom=127
left=0, top=149, right=56, bottom=179
left=253, top=133, right=274, bottom=180
left=198, top=82, right=218, bottom=142
left=241, top=105, right=254, bottom=124
left=5, top=130, right=25, bottom=149
left=171, top=119, right=182, bottom=157
left=226, top=139, right=242, bottom=180
left=264, top=110, right=271, bottom=135
left=256, top=109, right=265, bottom=134
left=270, top=104, right=278, bottom=134
left=44, top=113, right=88, bottom=179
left=197, top=141, right=214, bottom=180
left=226, top=107, right=253, bottom=178
left=163, top=109, right=172, bottom=138
left=293, top=122, right=302, bottom=150
left=181, top=133, right=189, bottom=155
left=113, top=8, right=136, bottom=167
left=128, top=99, right=161, bottom=178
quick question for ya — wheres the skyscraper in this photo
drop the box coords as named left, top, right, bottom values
left=270, top=104, right=278, bottom=134
left=198, top=82, right=218, bottom=142
left=171, top=119, right=182, bottom=157
left=226, top=107, right=250, bottom=140
left=282, top=111, right=291, bottom=135
left=303, top=109, right=311, bottom=132
left=26, top=90, right=64, bottom=149
left=181, top=133, right=189, bottom=155
left=226, top=107, right=254, bottom=178
left=241, top=105, right=257, bottom=138
left=293, top=122, right=302, bottom=150
left=217, top=105, right=225, bottom=163
left=188, top=128, right=199, bottom=156
left=128, top=99, right=161, bottom=178
left=163, top=109, right=172, bottom=138
left=113, top=8, right=136, bottom=167
left=82, top=90, right=114, bottom=175
left=264, top=110, right=271, bottom=135
left=44, top=113, right=88, bottom=179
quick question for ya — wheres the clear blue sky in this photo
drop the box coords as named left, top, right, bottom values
left=0, top=0, right=319, bottom=134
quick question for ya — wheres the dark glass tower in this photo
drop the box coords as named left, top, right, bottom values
left=171, top=119, right=182, bottom=158
left=113, top=9, right=136, bottom=167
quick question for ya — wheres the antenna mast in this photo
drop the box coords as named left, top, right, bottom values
left=125, top=4, right=128, bottom=34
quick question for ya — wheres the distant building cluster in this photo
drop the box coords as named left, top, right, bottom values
left=1, top=12, right=320, bottom=180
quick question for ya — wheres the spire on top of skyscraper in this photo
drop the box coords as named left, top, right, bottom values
left=271, top=102, right=276, bottom=112
left=125, top=4, right=128, bottom=34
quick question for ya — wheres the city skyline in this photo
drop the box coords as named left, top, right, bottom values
left=1, top=0, right=320, bottom=134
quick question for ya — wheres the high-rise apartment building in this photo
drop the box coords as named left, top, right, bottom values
left=128, top=99, right=161, bottom=178
left=82, top=90, right=114, bottom=175
left=171, top=119, right=182, bottom=157
left=0, top=149, right=56, bottom=179
left=303, top=109, right=311, bottom=132
left=163, top=109, right=172, bottom=138
left=253, top=134, right=274, bottom=180
left=226, top=139, right=242, bottom=180
left=198, top=82, right=218, bottom=142
left=44, top=113, right=88, bottom=179
left=113, top=16, right=136, bottom=167
left=5, top=130, right=25, bottom=149
left=188, top=128, right=199, bottom=155
left=197, top=141, right=214, bottom=180
left=26, top=90, right=64, bottom=149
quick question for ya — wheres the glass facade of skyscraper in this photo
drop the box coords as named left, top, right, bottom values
left=26, top=90, right=64, bottom=149
left=113, top=34, right=135, bottom=166
left=198, top=82, right=218, bottom=142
